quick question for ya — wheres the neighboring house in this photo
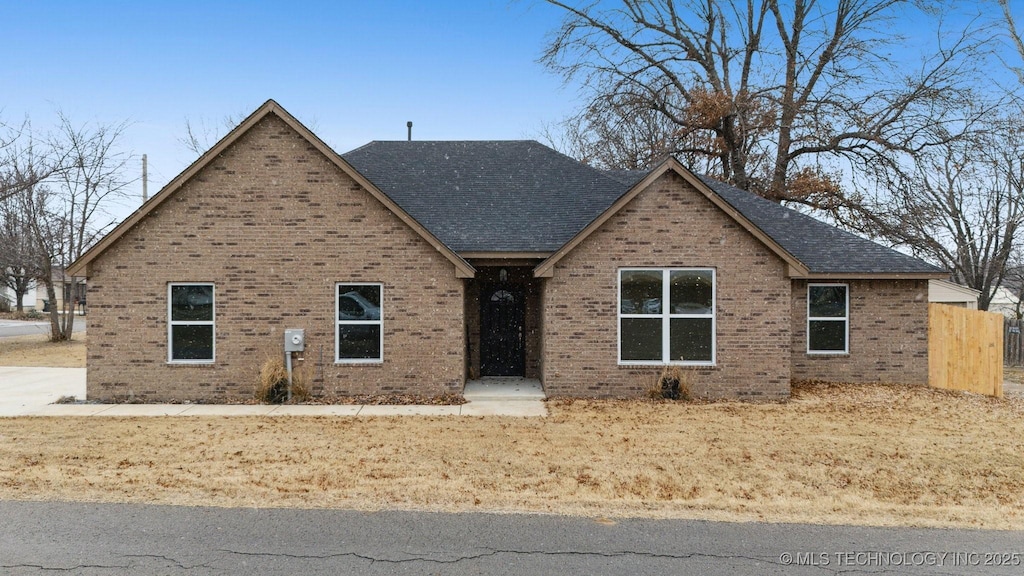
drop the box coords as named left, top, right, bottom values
left=33, top=269, right=86, bottom=313
left=988, top=286, right=1022, bottom=318
left=0, top=281, right=37, bottom=312
left=67, top=100, right=946, bottom=402
left=928, top=279, right=980, bottom=309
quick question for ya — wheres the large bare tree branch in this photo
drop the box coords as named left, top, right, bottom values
left=541, top=0, right=985, bottom=206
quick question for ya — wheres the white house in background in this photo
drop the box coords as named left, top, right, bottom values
left=0, top=281, right=38, bottom=311
left=988, top=286, right=1022, bottom=318
left=928, top=279, right=980, bottom=309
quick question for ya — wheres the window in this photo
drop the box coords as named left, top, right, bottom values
left=618, top=268, right=715, bottom=365
left=336, top=283, right=383, bottom=362
left=807, top=284, right=848, bottom=354
left=168, top=283, right=215, bottom=362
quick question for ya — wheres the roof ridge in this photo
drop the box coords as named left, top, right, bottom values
left=695, top=174, right=944, bottom=275
left=525, top=142, right=645, bottom=191
left=697, top=174, right=882, bottom=243
left=342, top=140, right=379, bottom=155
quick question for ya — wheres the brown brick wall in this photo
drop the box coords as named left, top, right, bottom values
left=541, top=171, right=792, bottom=399
left=790, top=279, right=929, bottom=384
left=85, top=113, right=465, bottom=402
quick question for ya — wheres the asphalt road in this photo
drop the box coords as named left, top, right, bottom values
left=0, top=501, right=1021, bottom=575
left=0, top=318, right=86, bottom=338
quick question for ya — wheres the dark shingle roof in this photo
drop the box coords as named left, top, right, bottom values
left=602, top=169, right=650, bottom=187
left=342, top=140, right=942, bottom=275
left=696, top=175, right=944, bottom=275
left=342, top=141, right=628, bottom=252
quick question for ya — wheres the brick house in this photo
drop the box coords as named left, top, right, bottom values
left=68, top=100, right=945, bottom=402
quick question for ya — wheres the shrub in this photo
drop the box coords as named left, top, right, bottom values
left=650, top=365, right=693, bottom=401
left=255, top=355, right=311, bottom=404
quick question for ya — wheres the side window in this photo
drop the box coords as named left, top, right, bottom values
left=618, top=268, right=715, bottom=365
left=168, top=283, right=215, bottom=362
left=807, top=284, right=849, bottom=354
left=336, top=283, right=383, bottom=362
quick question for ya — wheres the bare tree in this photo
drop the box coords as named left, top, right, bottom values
left=0, top=123, right=56, bottom=313
left=0, top=118, right=62, bottom=203
left=2, top=114, right=133, bottom=340
left=39, top=114, right=133, bottom=340
left=858, top=121, right=1024, bottom=310
left=179, top=114, right=241, bottom=156
left=542, top=89, right=723, bottom=175
left=999, top=0, right=1024, bottom=85
left=541, top=0, right=985, bottom=207
left=0, top=197, right=44, bottom=312
left=1000, top=251, right=1024, bottom=319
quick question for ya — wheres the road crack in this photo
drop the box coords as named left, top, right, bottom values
left=219, top=547, right=786, bottom=567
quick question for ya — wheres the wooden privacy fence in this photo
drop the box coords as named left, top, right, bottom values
left=928, top=303, right=1003, bottom=397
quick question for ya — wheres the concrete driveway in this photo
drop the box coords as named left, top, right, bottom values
left=0, top=367, right=86, bottom=416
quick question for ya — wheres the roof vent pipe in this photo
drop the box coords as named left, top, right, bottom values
left=407, top=121, right=413, bottom=141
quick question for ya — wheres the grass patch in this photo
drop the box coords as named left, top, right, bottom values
left=0, top=382, right=1021, bottom=529
left=0, top=333, right=85, bottom=368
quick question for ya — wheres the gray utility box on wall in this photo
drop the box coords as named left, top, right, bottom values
left=284, top=329, right=305, bottom=352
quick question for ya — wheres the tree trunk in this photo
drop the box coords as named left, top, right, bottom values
left=63, top=281, right=76, bottom=339
left=44, top=278, right=62, bottom=342
left=14, top=274, right=32, bottom=312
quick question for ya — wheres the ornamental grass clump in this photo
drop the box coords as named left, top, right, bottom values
left=255, top=355, right=311, bottom=403
left=649, top=365, right=692, bottom=401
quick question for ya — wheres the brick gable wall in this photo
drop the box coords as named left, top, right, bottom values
left=790, top=279, right=929, bottom=384
left=85, top=114, right=464, bottom=401
left=541, top=171, right=792, bottom=399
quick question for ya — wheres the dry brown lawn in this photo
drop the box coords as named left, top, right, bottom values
left=1005, top=365, right=1024, bottom=384
left=0, top=333, right=85, bottom=368
left=1, top=382, right=1022, bottom=529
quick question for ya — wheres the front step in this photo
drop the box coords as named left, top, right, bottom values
left=464, top=377, right=546, bottom=401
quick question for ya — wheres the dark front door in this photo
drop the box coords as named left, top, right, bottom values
left=480, top=285, right=525, bottom=376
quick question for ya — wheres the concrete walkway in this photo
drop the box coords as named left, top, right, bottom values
left=0, top=367, right=547, bottom=417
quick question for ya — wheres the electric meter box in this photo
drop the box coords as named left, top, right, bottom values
left=284, top=329, right=305, bottom=352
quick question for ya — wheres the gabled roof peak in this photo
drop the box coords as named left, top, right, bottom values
left=67, top=100, right=475, bottom=278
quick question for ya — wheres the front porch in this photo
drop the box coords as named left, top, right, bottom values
left=464, top=265, right=544, bottom=382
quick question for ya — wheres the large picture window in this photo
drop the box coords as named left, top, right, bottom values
left=807, top=284, right=849, bottom=354
left=168, top=283, right=215, bottom=362
left=336, top=283, right=383, bottom=363
left=618, top=268, right=715, bottom=365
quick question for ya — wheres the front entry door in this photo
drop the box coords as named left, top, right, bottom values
left=480, top=285, right=525, bottom=376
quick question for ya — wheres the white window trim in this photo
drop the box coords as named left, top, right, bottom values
left=167, top=282, right=215, bottom=364
left=617, top=268, right=717, bottom=366
left=807, top=283, right=849, bottom=355
left=335, top=282, right=384, bottom=364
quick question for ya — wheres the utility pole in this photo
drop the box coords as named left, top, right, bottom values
left=142, top=154, right=148, bottom=202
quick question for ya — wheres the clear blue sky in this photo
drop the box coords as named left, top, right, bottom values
left=5, top=1, right=1019, bottom=224
left=4, top=0, right=578, bottom=219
